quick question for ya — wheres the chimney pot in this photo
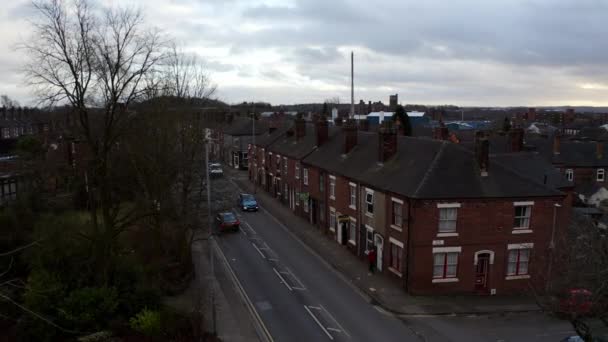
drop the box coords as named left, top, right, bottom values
left=378, top=122, right=398, bottom=163
left=553, top=134, right=561, bottom=155
left=315, top=117, right=329, bottom=147
left=475, top=131, right=489, bottom=176
left=343, top=119, right=358, bottom=154
left=295, top=117, right=306, bottom=140
left=509, top=128, right=524, bottom=152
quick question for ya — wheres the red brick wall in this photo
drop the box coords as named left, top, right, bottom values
left=563, top=167, right=607, bottom=186
left=406, top=197, right=570, bottom=295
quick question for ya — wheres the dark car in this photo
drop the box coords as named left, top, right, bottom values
left=216, top=212, right=240, bottom=233
left=238, top=193, right=259, bottom=212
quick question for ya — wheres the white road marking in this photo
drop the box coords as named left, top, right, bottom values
left=320, top=304, right=350, bottom=338
left=373, top=305, right=391, bottom=316
left=304, top=306, right=334, bottom=340
left=273, top=267, right=293, bottom=291
left=326, top=327, right=342, bottom=333
left=243, top=221, right=257, bottom=234
left=252, top=243, right=266, bottom=259
left=285, top=267, right=307, bottom=290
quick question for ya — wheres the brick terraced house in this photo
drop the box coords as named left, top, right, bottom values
left=248, top=119, right=572, bottom=295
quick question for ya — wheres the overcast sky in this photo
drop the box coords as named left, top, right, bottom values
left=2, top=0, right=608, bottom=107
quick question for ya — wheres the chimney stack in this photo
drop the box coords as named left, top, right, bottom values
left=295, top=116, right=306, bottom=140
left=597, top=141, right=604, bottom=160
left=509, top=127, right=524, bottom=152
left=433, top=125, right=449, bottom=140
left=475, top=131, right=489, bottom=177
left=343, top=119, right=358, bottom=154
left=378, top=122, right=398, bottom=163
left=315, top=116, right=329, bottom=147
left=553, top=134, right=561, bottom=155
left=527, top=108, right=536, bottom=121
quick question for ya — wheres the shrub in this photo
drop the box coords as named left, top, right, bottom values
left=129, top=308, right=162, bottom=336
left=59, top=287, right=119, bottom=331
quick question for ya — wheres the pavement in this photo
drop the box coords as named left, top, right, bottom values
left=229, top=169, right=541, bottom=316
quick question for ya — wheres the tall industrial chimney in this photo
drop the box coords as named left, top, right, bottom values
left=350, top=51, right=354, bottom=119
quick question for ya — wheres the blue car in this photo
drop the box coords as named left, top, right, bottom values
left=238, top=193, right=259, bottom=212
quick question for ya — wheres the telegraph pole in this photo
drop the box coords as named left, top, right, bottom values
left=350, top=51, right=354, bottom=119
left=252, top=102, right=257, bottom=194
left=204, top=138, right=216, bottom=336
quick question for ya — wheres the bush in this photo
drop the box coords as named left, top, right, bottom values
left=59, top=287, right=119, bottom=331
left=129, top=308, right=162, bottom=336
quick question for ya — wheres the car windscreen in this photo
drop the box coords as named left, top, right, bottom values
left=243, top=194, right=255, bottom=200
left=222, top=213, right=237, bottom=222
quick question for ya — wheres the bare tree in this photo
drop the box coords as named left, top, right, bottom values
left=533, top=212, right=608, bottom=341
left=0, top=95, right=19, bottom=108
left=163, top=44, right=216, bottom=100
left=22, top=0, right=166, bottom=284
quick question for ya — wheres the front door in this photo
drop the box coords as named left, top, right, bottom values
left=375, top=235, right=384, bottom=272
left=475, top=253, right=490, bottom=293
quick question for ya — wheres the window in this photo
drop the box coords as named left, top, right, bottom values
left=349, top=184, right=356, bottom=208
left=303, top=197, right=309, bottom=212
left=319, top=174, right=324, bottom=193
left=295, top=163, right=300, bottom=179
left=433, top=252, right=458, bottom=279
left=348, top=220, right=357, bottom=245
left=365, top=226, right=374, bottom=251
left=514, top=205, right=532, bottom=229
left=329, top=176, right=336, bottom=199
left=598, top=169, right=605, bottom=182
left=392, top=200, right=403, bottom=228
left=565, top=169, right=573, bottom=182
left=284, top=183, right=288, bottom=200
left=389, top=239, right=403, bottom=274
left=262, top=149, right=265, bottom=164
left=329, top=209, right=336, bottom=231
left=1, top=128, right=9, bottom=139
left=303, top=168, right=309, bottom=185
left=439, top=208, right=457, bottom=233
left=507, top=249, right=530, bottom=276
left=283, top=157, right=288, bottom=175
left=365, top=189, right=374, bottom=215
left=276, top=155, right=281, bottom=172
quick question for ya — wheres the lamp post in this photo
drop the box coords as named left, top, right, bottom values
left=252, top=103, right=257, bottom=194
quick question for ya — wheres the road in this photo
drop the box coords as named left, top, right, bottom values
left=213, top=175, right=575, bottom=342
left=217, top=208, right=420, bottom=342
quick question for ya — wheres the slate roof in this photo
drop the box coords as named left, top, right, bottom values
left=303, top=131, right=564, bottom=199
left=526, top=136, right=608, bottom=167
left=268, top=123, right=339, bottom=160
left=254, top=120, right=293, bottom=148
left=224, top=117, right=268, bottom=136
left=491, top=152, right=572, bottom=190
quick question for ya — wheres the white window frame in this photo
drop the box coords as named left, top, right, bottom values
left=438, top=204, right=459, bottom=236
left=432, top=249, right=460, bottom=283
left=329, top=207, right=336, bottom=232
left=513, top=202, right=533, bottom=232
left=565, top=169, right=573, bottom=182
left=389, top=237, right=404, bottom=277
left=303, top=168, right=309, bottom=185
left=349, top=183, right=356, bottom=209
left=506, top=244, right=533, bottom=280
left=329, top=175, right=336, bottom=200
left=295, top=163, right=300, bottom=179
left=365, top=188, right=374, bottom=216
left=598, top=168, right=605, bottom=182
left=365, top=225, right=374, bottom=252
left=348, top=217, right=357, bottom=246
left=391, top=198, right=403, bottom=231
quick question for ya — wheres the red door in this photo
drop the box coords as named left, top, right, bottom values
left=475, top=253, right=490, bottom=293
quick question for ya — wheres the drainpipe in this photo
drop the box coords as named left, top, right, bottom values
left=357, top=181, right=363, bottom=257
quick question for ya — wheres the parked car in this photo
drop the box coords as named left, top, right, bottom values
left=216, top=212, right=240, bottom=233
left=209, top=164, right=223, bottom=177
left=237, top=193, right=259, bottom=211
left=559, top=288, right=593, bottom=316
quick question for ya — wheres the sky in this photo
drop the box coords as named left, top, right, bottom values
left=1, top=0, right=608, bottom=107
